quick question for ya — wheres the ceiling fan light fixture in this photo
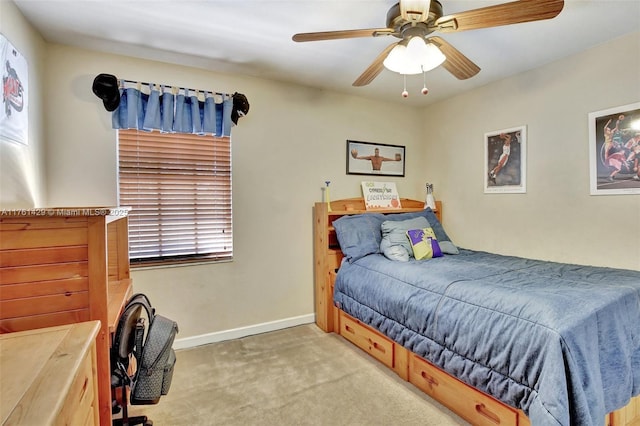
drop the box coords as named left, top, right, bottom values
left=383, top=37, right=446, bottom=75
left=383, top=44, right=411, bottom=74
left=418, top=42, right=446, bottom=71
left=406, top=36, right=427, bottom=55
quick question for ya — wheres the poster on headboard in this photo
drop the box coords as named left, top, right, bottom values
left=1, top=33, right=28, bottom=146
left=361, top=181, right=402, bottom=210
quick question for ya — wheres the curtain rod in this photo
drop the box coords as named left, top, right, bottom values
left=121, top=78, right=230, bottom=98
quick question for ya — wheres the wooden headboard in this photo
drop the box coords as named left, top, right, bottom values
left=313, top=198, right=442, bottom=333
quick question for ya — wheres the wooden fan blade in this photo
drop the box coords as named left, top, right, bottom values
left=352, top=42, right=399, bottom=87
left=435, top=0, right=564, bottom=32
left=292, top=28, right=393, bottom=42
left=428, top=36, right=480, bottom=80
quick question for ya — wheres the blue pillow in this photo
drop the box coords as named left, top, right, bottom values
left=332, top=213, right=385, bottom=262
left=383, top=208, right=459, bottom=255
left=380, top=244, right=409, bottom=262
left=380, top=216, right=430, bottom=261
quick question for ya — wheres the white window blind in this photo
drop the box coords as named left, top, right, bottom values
left=118, top=129, right=232, bottom=264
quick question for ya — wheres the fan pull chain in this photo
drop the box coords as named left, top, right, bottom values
left=421, top=68, right=429, bottom=95
left=400, top=71, right=430, bottom=98
left=402, top=74, right=409, bottom=98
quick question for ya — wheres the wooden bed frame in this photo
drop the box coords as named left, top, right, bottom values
left=313, top=197, right=640, bottom=426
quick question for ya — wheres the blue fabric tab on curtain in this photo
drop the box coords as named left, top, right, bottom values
left=173, top=90, right=188, bottom=133
left=216, top=100, right=224, bottom=136
left=202, top=92, right=217, bottom=135
left=143, top=85, right=161, bottom=131
left=222, top=97, right=233, bottom=137
left=111, top=82, right=232, bottom=136
left=112, top=87, right=145, bottom=130
left=190, top=94, right=203, bottom=135
left=111, top=86, right=125, bottom=129
left=161, top=89, right=174, bottom=133
left=129, top=88, right=143, bottom=129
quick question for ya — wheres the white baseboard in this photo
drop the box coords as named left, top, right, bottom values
left=173, top=313, right=316, bottom=350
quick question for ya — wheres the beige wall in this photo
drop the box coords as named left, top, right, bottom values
left=0, top=1, right=46, bottom=208
left=421, top=31, right=640, bottom=271
left=3, top=4, right=639, bottom=344
left=41, top=44, right=427, bottom=339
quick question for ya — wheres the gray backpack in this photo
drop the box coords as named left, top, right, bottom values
left=112, top=293, right=178, bottom=405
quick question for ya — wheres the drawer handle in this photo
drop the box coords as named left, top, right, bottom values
left=344, top=324, right=355, bottom=335
left=79, top=377, right=89, bottom=401
left=367, top=338, right=386, bottom=354
left=475, top=402, right=501, bottom=424
left=420, top=371, right=439, bottom=388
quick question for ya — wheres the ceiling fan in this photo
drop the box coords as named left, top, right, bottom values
left=292, top=0, right=564, bottom=90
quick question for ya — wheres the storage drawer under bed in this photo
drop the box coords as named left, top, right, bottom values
left=336, top=311, right=525, bottom=425
left=410, top=354, right=520, bottom=426
left=339, top=311, right=394, bottom=369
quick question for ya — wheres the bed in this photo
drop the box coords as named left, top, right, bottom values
left=313, top=198, right=640, bottom=426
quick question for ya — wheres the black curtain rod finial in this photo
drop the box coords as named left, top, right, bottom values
left=231, top=92, right=249, bottom=125
left=92, top=73, right=120, bottom=112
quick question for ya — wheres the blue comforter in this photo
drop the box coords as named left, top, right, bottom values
left=333, top=249, right=640, bottom=425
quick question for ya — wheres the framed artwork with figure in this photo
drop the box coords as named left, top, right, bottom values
left=588, top=102, right=640, bottom=195
left=484, top=126, right=527, bottom=194
left=1, top=33, right=28, bottom=146
left=346, top=140, right=405, bottom=177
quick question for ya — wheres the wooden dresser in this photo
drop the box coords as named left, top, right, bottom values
left=0, top=321, right=101, bottom=425
left=0, top=208, right=133, bottom=425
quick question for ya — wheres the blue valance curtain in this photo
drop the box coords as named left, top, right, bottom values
left=111, top=80, right=233, bottom=137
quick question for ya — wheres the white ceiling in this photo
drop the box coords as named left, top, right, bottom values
left=13, top=0, right=640, bottom=106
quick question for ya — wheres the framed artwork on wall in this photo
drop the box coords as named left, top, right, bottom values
left=588, top=102, right=640, bottom=195
left=484, top=126, right=527, bottom=194
left=346, top=140, right=405, bottom=177
left=0, top=33, right=28, bottom=146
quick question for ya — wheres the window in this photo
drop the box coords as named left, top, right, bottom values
left=118, top=129, right=232, bottom=265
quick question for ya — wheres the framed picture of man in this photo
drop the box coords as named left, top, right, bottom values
left=484, top=126, right=527, bottom=194
left=346, top=140, right=405, bottom=177
left=588, top=102, right=640, bottom=195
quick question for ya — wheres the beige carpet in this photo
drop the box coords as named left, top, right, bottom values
left=129, top=324, right=468, bottom=425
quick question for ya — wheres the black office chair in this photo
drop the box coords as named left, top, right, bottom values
left=111, top=295, right=153, bottom=426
